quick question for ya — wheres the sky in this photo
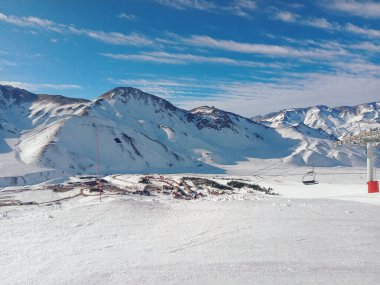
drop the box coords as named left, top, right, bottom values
left=0, top=0, right=380, bottom=116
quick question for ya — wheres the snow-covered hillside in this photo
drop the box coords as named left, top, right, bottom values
left=253, top=103, right=380, bottom=139
left=253, top=103, right=380, bottom=167
left=0, top=85, right=297, bottom=176
left=1, top=169, right=380, bottom=285
left=0, top=84, right=378, bottom=180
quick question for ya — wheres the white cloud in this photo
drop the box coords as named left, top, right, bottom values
left=0, top=59, right=18, bottom=66
left=69, top=27, right=153, bottom=46
left=155, top=0, right=255, bottom=17
left=102, top=51, right=283, bottom=67
left=0, top=11, right=153, bottom=46
left=0, top=12, right=64, bottom=32
left=155, top=0, right=216, bottom=10
left=349, top=42, right=380, bottom=52
left=118, top=13, right=137, bottom=20
left=73, top=29, right=153, bottom=45
left=0, top=11, right=355, bottom=59
left=103, top=52, right=183, bottom=64
left=302, top=17, right=337, bottom=30
left=271, top=9, right=380, bottom=40
left=274, top=11, right=297, bottom=22
left=333, top=59, right=380, bottom=75
left=0, top=81, right=82, bottom=91
left=235, top=0, right=256, bottom=10
left=176, top=73, right=380, bottom=116
left=108, top=77, right=207, bottom=100
left=272, top=10, right=339, bottom=31
left=327, top=0, right=380, bottom=18
left=109, top=70, right=380, bottom=117
left=178, top=34, right=346, bottom=58
left=345, top=23, right=380, bottom=38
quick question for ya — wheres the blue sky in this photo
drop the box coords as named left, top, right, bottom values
left=0, top=0, right=380, bottom=115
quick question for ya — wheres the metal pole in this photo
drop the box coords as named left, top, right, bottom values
left=96, top=127, right=102, bottom=202
left=367, top=142, right=374, bottom=182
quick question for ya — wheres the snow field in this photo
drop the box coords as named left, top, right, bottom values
left=1, top=168, right=380, bottom=284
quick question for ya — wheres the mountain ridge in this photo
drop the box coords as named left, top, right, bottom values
left=253, top=101, right=380, bottom=138
left=0, top=84, right=378, bottom=176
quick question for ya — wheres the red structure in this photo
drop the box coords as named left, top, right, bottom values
left=368, top=181, right=379, bottom=193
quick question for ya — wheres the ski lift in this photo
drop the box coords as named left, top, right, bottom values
left=302, top=164, right=318, bottom=185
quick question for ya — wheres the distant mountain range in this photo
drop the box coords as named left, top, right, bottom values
left=252, top=103, right=380, bottom=138
left=0, top=84, right=379, bottom=176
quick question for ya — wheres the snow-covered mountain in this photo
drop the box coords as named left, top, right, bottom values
left=252, top=103, right=380, bottom=167
left=0, top=84, right=378, bottom=177
left=0, top=85, right=297, bottom=175
left=253, top=103, right=380, bottom=139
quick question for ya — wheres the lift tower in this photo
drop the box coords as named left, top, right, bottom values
left=335, top=128, right=380, bottom=193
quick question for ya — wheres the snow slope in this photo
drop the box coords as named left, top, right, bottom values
left=253, top=103, right=380, bottom=138
left=0, top=85, right=88, bottom=183
left=1, top=168, right=379, bottom=285
left=253, top=103, right=380, bottom=167
left=0, top=85, right=297, bottom=177
left=0, top=84, right=378, bottom=183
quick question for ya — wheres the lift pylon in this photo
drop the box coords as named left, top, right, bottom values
left=334, top=128, right=380, bottom=193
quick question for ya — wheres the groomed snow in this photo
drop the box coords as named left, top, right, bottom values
left=1, top=166, right=380, bottom=284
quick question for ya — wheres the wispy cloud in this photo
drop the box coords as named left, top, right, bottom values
left=102, top=51, right=283, bottom=67
left=177, top=34, right=346, bottom=58
left=155, top=0, right=256, bottom=17
left=273, top=11, right=297, bottom=22
left=0, top=12, right=66, bottom=32
left=0, top=11, right=152, bottom=46
left=0, top=59, right=17, bottom=71
left=0, top=10, right=358, bottom=61
left=349, top=42, right=380, bottom=52
left=236, top=0, right=256, bottom=10
left=272, top=10, right=339, bottom=31
left=302, top=17, right=338, bottom=30
left=118, top=13, right=137, bottom=21
left=0, top=59, right=18, bottom=67
left=155, top=0, right=216, bottom=10
left=72, top=28, right=153, bottom=45
left=270, top=8, right=380, bottom=40
left=109, top=71, right=380, bottom=116
left=103, top=52, right=183, bottom=64
left=271, top=8, right=380, bottom=42
left=0, top=81, right=82, bottom=91
left=333, top=59, right=380, bottom=75
left=108, top=77, right=209, bottom=100
left=345, top=23, right=380, bottom=38
left=327, top=0, right=380, bottom=18
left=176, top=73, right=380, bottom=116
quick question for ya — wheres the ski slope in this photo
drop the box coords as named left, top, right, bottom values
left=1, top=167, right=379, bottom=285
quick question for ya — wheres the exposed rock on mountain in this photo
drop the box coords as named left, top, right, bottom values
left=0, top=84, right=378, bottom=176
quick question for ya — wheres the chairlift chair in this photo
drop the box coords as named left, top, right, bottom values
left=302, top=164, right=318, bottom=185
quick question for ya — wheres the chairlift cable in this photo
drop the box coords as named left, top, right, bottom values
left=251, top=160, right=283, bottom=175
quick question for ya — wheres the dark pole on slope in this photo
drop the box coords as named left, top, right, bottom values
left=96, top=126, right=102, bottom=202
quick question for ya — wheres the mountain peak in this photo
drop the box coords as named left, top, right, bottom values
left=100, top=87, right=163, bottom=102
left=190, top=106, right=219, bottom=114
left=100, top=87, right=144, bottom=98
left=97, top=86, right=181, bottom=114
left=100, top=87, right=166, bottom=104
left=0, top=84, right=38, bottom=104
